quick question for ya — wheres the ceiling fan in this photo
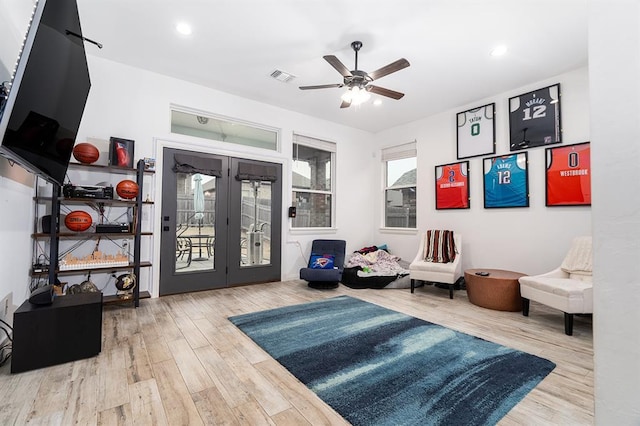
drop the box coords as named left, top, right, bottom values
left=299, top=41, right=410, bottom=108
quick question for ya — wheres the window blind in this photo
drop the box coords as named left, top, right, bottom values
left=381, top=141, right=417, bottom=162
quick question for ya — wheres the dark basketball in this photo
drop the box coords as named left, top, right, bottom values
left=72, top=143, right=99, bottom=164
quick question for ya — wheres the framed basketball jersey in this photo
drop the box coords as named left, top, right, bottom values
left=509, top=84, right=561, bottom=151
left=456, top=103, right=496, bottom=159
left=545, top=142, right=591, bottom=206
left=435, top=161, right=470, bottom=209
left=483, top=153, right=529, bottom=208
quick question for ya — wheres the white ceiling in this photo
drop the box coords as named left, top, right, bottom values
left=76, top=0, right=588, bottom=133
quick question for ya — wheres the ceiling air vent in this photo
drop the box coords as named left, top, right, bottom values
left=270, top=69, right=296, bottom=83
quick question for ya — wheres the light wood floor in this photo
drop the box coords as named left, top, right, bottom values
left=0, top=281, right=594, bottom=425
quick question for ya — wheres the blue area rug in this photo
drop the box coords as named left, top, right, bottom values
left=228, top=295, right=555, bottom=425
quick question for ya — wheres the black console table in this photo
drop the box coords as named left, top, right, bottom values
left=11, top=292, right=103, bottom=373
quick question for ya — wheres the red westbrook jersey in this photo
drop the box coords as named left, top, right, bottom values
left=436, top=163, right=469, bottom=209
left=546, top=143, right=591, bottom=205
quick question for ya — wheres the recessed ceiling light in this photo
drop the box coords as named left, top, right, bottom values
left=373, top=99, right=382, bottom=106
left=490, top=45, right=507, bottom=57
left=176, top=22, right=192, bottom=35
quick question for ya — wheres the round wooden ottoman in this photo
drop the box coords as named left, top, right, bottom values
left=464, top=268, right=526, bottom=312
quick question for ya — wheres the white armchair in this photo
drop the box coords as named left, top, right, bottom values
left=410, top=232, right=462, bottom=299
left=518, top=236, right=592, bottom=335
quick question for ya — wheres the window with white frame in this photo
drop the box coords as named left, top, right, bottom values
left=382, top=142, right=417, bottom=228
left=292, top=134, right=335, bottom=228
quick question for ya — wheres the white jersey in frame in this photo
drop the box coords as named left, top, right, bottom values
left=456, top=103, right=495, bottom=159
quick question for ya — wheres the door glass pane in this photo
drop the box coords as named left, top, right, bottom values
left=175, top=172, right=216, bottom=272
left=240, top=180, right=271, bottom=267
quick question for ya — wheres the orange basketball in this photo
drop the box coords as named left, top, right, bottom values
left=64, top=210, right=92, bottom=232
left=116, top=179, right=139, bottom=199
left=72, top=143, right=99, bottom=164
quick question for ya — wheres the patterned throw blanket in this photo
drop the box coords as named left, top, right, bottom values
left=423, top=230, right=456, bottom=263
left=346, top=250, right=409, bottom=277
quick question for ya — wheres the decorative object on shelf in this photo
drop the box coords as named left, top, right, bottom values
left=115, top=272, right=136, bottom=299
left=67, top=278, right=99, bottom=294
left=64, top=210, right=93, bottom=232
left=59, top=250, right=129, bottom=270
left=483, top=152, right=529, bottom=208
left=116, top=179, right=139, bottom=199
left=435, top=161, right=470, bottom=210
left=109, top=137, right=135, bottom=168
left=143, top=157, right=156, bottom=171
left=456, top=103, right=496, bottom=159
left=545, top=142, right=591, bottom=206
left=509, top=83, right=561, bottom=151
left=72, top=142, right=100, bottom=164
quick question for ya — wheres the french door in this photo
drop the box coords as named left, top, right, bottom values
left=159, top=148, right=281, bottom=295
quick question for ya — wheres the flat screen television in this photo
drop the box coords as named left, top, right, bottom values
left=0, top=0, right=91, bottom=186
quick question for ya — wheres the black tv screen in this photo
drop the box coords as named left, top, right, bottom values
left=0, top=0, right=91, bottom=185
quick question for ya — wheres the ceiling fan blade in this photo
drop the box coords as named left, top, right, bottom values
left=368, top=58, right=410, bottom=81
left=367, top=85, right=405, bottom=100
left=323, top=55, right=353, bottom=77
left=299, top=83, right=343, bottom=90
left=340, top=99, right=351, bottom=109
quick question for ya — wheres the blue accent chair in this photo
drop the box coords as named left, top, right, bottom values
left=300, top=239, right=346, bottom=289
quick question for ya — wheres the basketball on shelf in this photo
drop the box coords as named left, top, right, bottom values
left=116, top=179, right=139, bottom=199
left=64, top=210, right=92, bottom=232
left=72, top=143, right=99, bottom=164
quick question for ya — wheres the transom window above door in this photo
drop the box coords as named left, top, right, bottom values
left=170, top=108, right=279, bottom=151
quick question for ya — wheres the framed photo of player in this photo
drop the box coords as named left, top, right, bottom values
left=435, top=161, right=470, bottom=210
left=483, top=152, right=529, bottom=208
left=545, top=142, right=591, bottom=206
left=509, top=83, right=561, bottom=151
left=109, top=137, right=135, bottom=168
left=456, top=103, right=495, bottom=159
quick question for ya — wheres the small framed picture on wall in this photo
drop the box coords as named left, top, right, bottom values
left=435, top=161, right=470, bottom=210
left=545, top=142, right=591, bottom=206
left=483, top=153, right=529, bottom=208
left=509, top=83, right=561, bottom=151
left=456, top=103, right=495, bottom=159
left=109, top=137, right=135, bottom=168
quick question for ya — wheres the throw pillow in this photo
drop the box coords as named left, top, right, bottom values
left=309, top=254, right=335, bottom=269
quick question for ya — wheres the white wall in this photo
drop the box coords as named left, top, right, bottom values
left=0, top=175, right=35, bottom=320
left=590, top=1, right=640, bottom=423
left=373, top=67, right=592, bottom=276
left=75, top=56, right=378, bottom=295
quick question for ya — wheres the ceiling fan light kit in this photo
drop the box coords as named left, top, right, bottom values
left=300, top=41, right=410, bottom=109
left=341, top=86, right=370, bottom=106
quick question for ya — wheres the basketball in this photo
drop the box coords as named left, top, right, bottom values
left=72, top=143, right=99, bottom=164
left=64, top=210, right=92, bottom=232
left=116, top=179, right=139, bottom=199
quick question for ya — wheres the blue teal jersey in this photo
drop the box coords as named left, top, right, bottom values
left=484, top=155, right=528, bottom=207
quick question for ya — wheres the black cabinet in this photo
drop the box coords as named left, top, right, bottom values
left=11, top=292, right=103, bottom=373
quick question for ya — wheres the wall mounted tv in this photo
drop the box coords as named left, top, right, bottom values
left=0, top=0, right=91, bottom=186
